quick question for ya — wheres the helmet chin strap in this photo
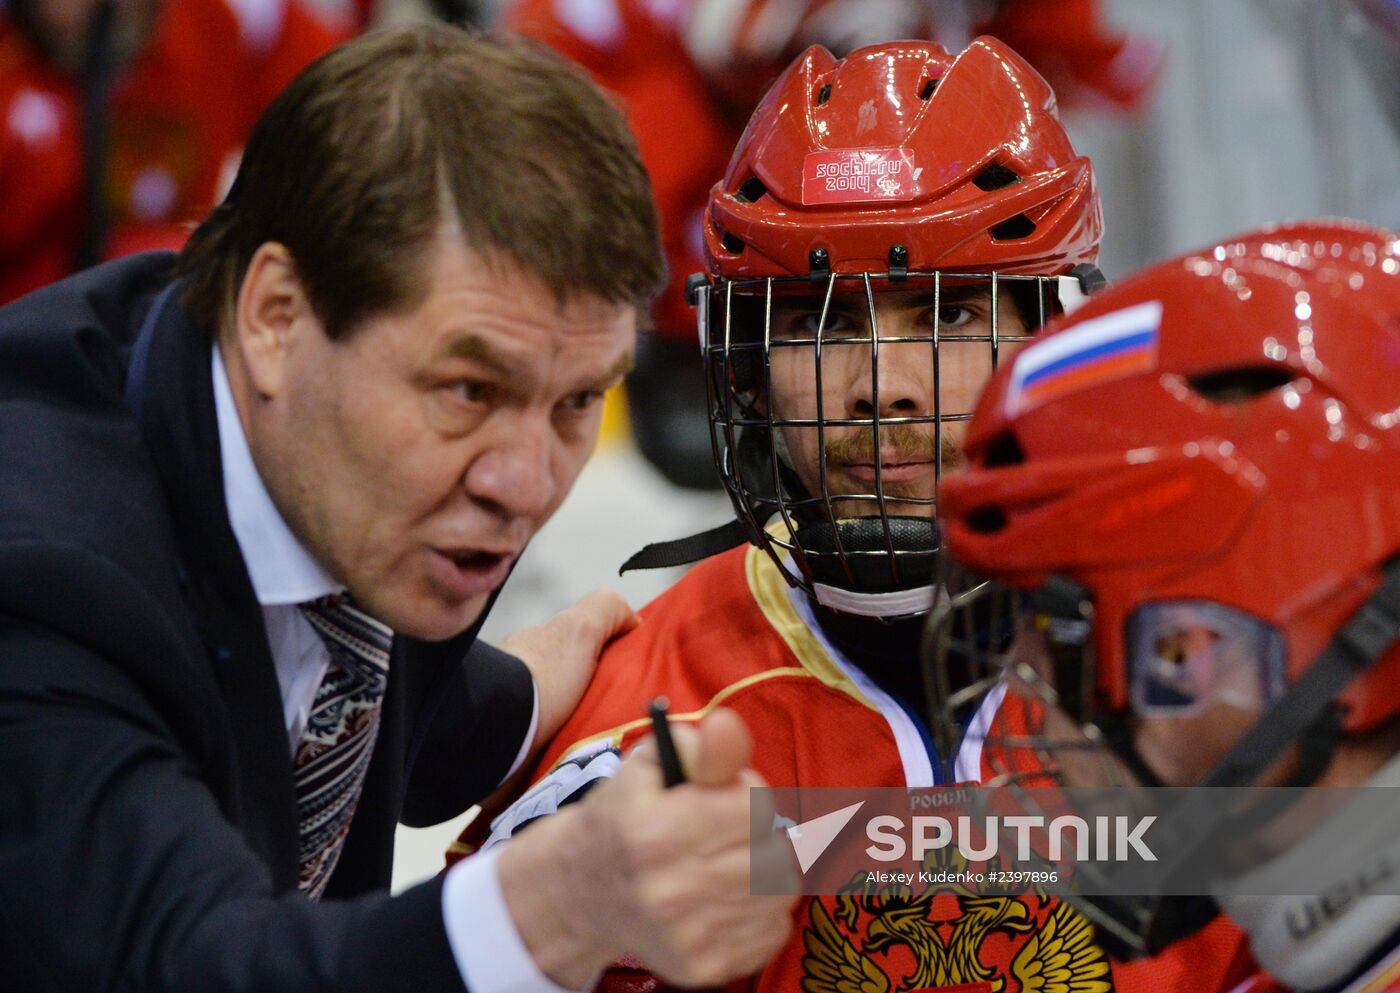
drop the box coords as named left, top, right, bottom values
left=797, top=515, right=943, bottom=615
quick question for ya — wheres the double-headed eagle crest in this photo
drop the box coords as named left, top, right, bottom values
left=800, top=850, right=1113, bottom=993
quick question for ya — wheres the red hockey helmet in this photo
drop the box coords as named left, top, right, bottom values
left=693, top=37, right=1103, bottom=618
left=934, top=219, right=1400, bottom=962
left=704, top=35, right=1101, bottom=280
left=942, top=219, right=1400, bottom=755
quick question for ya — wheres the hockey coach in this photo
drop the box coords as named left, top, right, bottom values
left=0, top=23, right=797, bottom=993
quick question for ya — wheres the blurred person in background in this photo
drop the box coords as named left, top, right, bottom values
left=503, top=0, right=1161, bottom=490
left=336, top=0, right=496, bottom=29
left=941, top=219, right=1400, bottom=992
left=0, top=0, right=346, bottom=304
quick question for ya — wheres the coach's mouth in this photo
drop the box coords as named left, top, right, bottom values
left=427, top=546, right=515, bottom=597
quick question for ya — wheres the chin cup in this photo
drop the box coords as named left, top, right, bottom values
left=799, top=516, right=941, bottom=593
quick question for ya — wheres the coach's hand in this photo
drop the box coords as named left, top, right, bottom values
left=504, top=589, right=640, bottom=746
left=498, top=708, right=799, bottom=989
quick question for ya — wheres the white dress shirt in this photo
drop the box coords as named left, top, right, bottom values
left=211, top=346, right=570, bottom=993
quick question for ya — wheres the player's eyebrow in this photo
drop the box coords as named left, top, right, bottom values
left=933, top=284, right=993, bottom=304
left=821, top=284, right=993, bottom=313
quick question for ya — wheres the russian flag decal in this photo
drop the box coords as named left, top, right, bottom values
left=1005, top=300, right=1163, bottom=417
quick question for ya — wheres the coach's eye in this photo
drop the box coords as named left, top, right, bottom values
left=456, top=381, right=497, bottom=404
left=560, top=390, right=604, bottom=413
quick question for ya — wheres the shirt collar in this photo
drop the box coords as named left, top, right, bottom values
left=212, top=345, right=343, bottom=606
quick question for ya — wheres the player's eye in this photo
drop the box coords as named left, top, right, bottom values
left=781, top=311, right=852, bottom=339
left=1154, top=633, right=1190, bottom=667
left=938, top=304, right=976, bottom=329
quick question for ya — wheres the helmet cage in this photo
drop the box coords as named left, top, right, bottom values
left=923, top=574, right=1136, bottom=790
left=922, top=575, right=1174, bottom=958
left=702, top=269, right=1061, bottom=616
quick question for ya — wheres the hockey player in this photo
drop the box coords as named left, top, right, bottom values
left=451, top=37, right=1249, bottom=993
left=503, top=0, right=1162, bottom=487
left=941, top=219, right=1400, bottom=992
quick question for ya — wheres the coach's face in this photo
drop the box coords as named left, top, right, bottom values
left=229, top=227, right=636, bottom=639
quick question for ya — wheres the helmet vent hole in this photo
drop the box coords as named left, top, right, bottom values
left=736, top=176, right=768, bottom=203
left=720, top=230, right=746, bottom=254
left=816, top=82, right=833, bottom=106
left=973, top=163, right=1021, bottom=191
left=918, top=77, right=939, bottom=100
left=967, top=506, right=1008, bottom=534
left=990, top=214, right=1036, bottom=241
left=1187, top=366, right=1296, bottom=403
left=983, top=432, right=1026, bottom=468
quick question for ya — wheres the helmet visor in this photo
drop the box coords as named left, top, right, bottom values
left=1127, top=600, right=1286, bottom=717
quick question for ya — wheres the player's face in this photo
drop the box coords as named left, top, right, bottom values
left=764, top=285, right=1028, bottom=520
left=1123, top=607, right=1296, bottom=787
left=247, top=228, right=635, bottom=640
left=1032, top=612, right=1292, bottom=789
left=1130, top=705, right=1266, bottom=786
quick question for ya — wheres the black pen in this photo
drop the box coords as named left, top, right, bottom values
left=649, top=697, right=686, bottom=787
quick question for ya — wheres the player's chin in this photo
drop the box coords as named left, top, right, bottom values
left=828, top=490, right=937, bottom=521
left=889, top=499, right=939, bottom=520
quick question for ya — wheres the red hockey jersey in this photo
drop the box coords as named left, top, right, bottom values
left=451, top=544, right=1253, bottom=993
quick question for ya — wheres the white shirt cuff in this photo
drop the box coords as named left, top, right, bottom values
left=441, top=845, right=594, bottom=993
left=501, top=678, right=541, bottom=786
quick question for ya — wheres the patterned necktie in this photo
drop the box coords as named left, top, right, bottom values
left=293, top=594, right=393, bottom=900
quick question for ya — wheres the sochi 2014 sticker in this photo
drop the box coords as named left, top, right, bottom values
left=802, top=147, right=920, bottom=206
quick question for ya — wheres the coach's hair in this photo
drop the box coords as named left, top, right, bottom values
left=178, top=24, right=665, bottom=338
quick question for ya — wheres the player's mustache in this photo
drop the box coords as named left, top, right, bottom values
left=823, top=425, right=963, bottom=470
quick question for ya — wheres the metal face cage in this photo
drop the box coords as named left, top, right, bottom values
left=701, top=270, right=1060, bottom=618
left=920, top=575, right=1162, bottom=958
left=921, top=572, right=1121, bottom=790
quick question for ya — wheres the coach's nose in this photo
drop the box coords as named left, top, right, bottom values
left=462, top=416, right=557, bottom=521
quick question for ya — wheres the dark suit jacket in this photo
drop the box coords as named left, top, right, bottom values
left=0, top=253, right=536, bottom=991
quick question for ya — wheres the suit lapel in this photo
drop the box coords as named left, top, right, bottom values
left=131, top=285, right=301, bottom=892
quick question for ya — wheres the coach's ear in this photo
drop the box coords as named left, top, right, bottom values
left=234, top=241, right=319, bottom=399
